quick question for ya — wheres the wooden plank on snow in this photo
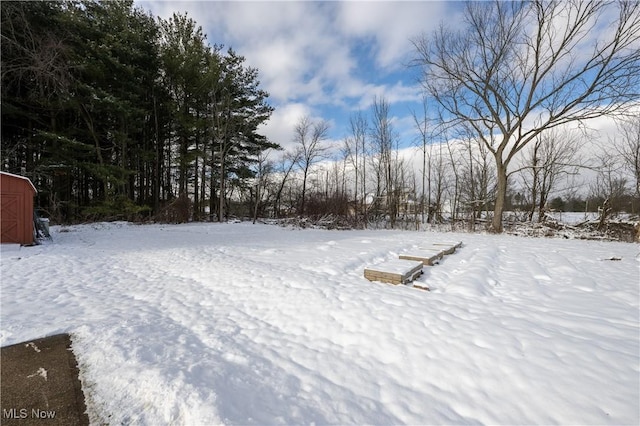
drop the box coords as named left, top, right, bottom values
left=431, top=241, right=463, bottom=255
left=364, top=259, right=423, bottom=285
left=399, top=249, right=443, bottom=266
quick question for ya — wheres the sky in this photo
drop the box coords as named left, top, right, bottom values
left=136, top=1, right=463, bottom=152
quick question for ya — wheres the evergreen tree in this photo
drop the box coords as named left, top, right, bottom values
left=211, top=49, right=277, bottom=221
left=1, top=1, right=276, bottom=223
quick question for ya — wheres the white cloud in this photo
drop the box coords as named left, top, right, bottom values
left=138, top=0, right=444, bottom=113
left=353, top=81, right=423, bottom=110
left=258, top=102, right=313, bottom=151
left=337, top=1, right=450, bottom=69
left=137, top=0, right=634, bottom=179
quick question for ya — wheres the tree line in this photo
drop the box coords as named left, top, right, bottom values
left=245, top=105, right=639, bottom=231
left=412, top=0, right=640, bottom=232
left=2, top=0, right=639, bottom=232
left=2, top=0, right=277, bottom=223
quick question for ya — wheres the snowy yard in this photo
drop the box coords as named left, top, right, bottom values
left=1, top=222, right=638, bottom=425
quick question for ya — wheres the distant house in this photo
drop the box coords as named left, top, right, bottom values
left=1, top=172, right=37, bottom=245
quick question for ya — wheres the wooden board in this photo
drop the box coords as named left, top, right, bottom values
left=434, top=240, right=463, bottom=248
left=412, top=283, right=430, bottom=291
left=417, top=247, right=447, bottom=258
left=431, top=241, right=463, bottom=255
left=364, top=259, right=423, bottom=285
left=399, top=250, right=443, bottom=266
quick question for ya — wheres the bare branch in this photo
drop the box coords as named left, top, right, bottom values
left=412, top=0, right=640, bottom=232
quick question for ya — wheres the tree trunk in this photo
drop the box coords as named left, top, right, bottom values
left=362, top=147, right=367, bottom=228
left=200, top=148, right=207, bottom=220
left=492, top=160, right=508, bottom=233
left=153, top=94, right=161, bottom=213
left=537, top=186, right=548, bottom=223
left=528, top=142, right=540, bottom=222
left=218, top=157, right=225, bottom=222
left=252, top=186, right=258, bottom=224
left=300, top=166, right=308, bottom=215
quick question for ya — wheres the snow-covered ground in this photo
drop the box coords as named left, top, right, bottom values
left=1, top=222, right=638, bottom=425
left=549, top=211, right=600, bottom=224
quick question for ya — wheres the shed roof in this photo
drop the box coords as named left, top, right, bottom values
left=0, top=171, right=37, bottom=193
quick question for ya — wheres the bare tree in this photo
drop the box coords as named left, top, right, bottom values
left=444, top=137, right=462, bottom=225
left=589, top=153, right=629, bottom=228
left=613, top=115, right=640, bottom=197
left=273, top=150, right=300, bottom=217
left=1, top=2, right=73, bottom=100
left=252, top=149, right=274, bottom=223
left=520, top=128, right=584, bottom=221
left=395, top=158, right=417, bottom=228
left=413, top=0, right=640, bottom=232
left=370, top=96, right=401, bottom=227
left=294, top=115, right=330, bottom=216
left=454, top=127, right=496, bottom=229
left=429, top=141, right=449, bottom=224
left=343, top=112, right=369, bottom=225
left=411, top=94, right=433, bottom=224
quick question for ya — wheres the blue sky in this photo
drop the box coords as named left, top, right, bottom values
left=136, top=1, right=463, bottom=152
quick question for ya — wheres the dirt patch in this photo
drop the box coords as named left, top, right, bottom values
left=1, top=334, right=89, bottom=425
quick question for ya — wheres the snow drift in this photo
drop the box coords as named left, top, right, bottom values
left=1, top=222, right=638, bottom=425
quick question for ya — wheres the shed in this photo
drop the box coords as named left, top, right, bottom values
left=1, top=172, right=37, bottom=245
